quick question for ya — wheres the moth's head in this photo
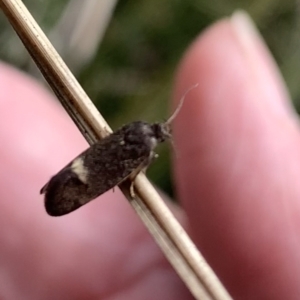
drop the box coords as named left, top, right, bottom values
left=151, top=122, right=172, bottom=143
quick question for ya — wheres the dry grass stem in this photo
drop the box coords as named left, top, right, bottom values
left=48, top=0, right=118, bottom=72
left=0, top=0, right=233, bottom=299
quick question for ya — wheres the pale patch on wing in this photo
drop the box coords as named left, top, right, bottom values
left=71, top=157, right=88, bottom=183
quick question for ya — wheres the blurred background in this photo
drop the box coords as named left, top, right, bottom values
left=0, top=0, right=299, bottom=196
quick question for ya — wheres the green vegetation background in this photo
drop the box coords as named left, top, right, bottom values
left=1, top=0, right=299, bottom=197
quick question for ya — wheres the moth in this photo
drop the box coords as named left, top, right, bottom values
left=40, top=85, right=197, bottom=216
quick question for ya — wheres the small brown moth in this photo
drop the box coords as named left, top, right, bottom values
left=40, top=85, right=198, bottom=216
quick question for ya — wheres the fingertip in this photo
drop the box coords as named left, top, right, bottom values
left=172, top=15, right=293, bottom=210
left=172, top=14, right=300, bottom=298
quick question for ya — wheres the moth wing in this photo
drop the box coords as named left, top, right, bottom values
left=41, top=164, right=91, bottom=216
left=41, top=156, right=149, bottom=217
left=41, top=127, right=154, bottom=216
left=40, top=182, right=49, bottom=194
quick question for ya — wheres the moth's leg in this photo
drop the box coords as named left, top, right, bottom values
left=141, top=152, right=158, bottom=174
left=129, top=183, right=136, bottom=199
left=128, top=152, right=157, bottom=198
left=128, top=166, right=143, bottom=199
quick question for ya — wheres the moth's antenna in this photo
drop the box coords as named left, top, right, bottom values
left=166, top=83, right=199, bottom=125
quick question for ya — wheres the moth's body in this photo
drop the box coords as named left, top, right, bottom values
left=41, top=84, right=197, bottom=216
left=41, top=121, right=171, bottom=216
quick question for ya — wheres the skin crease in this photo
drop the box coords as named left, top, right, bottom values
left=0, top=14, right=299, bottom=300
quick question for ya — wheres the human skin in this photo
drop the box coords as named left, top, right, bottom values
left=0, top=13, right=299, bottom=300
